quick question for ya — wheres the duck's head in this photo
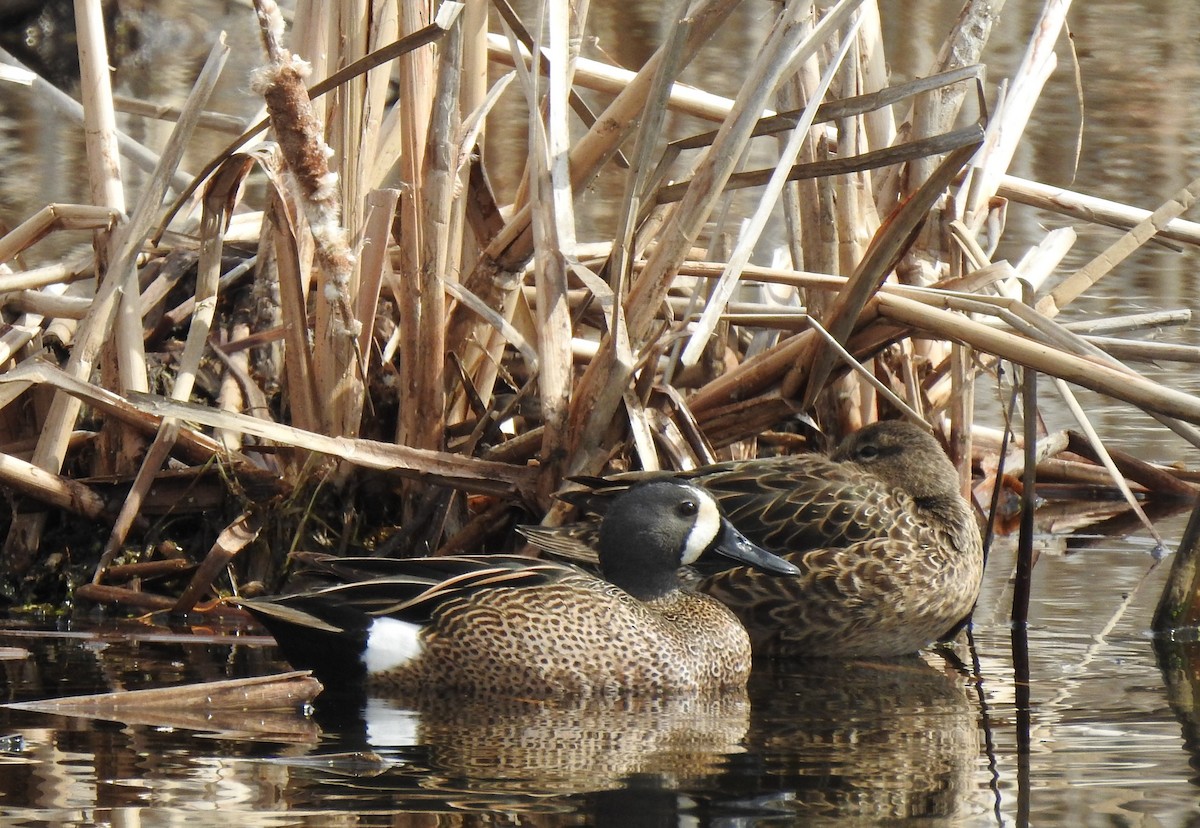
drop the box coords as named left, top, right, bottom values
left=598, top=480, right=799, bottom=600
left=832, top=420, right=962, bottom=506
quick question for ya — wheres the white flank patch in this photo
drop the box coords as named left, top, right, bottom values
left=680, top=488, right=722, bottom=565
left=363, top=617, right=424, bottom=674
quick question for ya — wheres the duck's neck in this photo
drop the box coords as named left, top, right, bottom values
left=602, top=560, right=680, bottom=602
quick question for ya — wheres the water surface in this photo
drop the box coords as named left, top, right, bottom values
left=2, top=1, right=1200, bottom=825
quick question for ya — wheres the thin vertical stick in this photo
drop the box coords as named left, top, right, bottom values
left=357, top=188, right=402, bottom=361
left=74, top=0, right=125, bottom=220
left=530, top=0, right=584, bottom=503
left=1012, top=290, right=1037, bottom=627
left=949, top=343, right=975, bottom=498
left=414, top=8, right=461, bottom=453
left=394, top=0, right=437, bottom=450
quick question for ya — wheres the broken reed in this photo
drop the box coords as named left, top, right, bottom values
left=3, top=0, right=1200, bottom=623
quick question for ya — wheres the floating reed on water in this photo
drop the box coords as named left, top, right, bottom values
left=2, top=0, right=1200, bottom=621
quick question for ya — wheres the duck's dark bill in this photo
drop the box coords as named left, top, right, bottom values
left=713, top=520, right=800, bottom=575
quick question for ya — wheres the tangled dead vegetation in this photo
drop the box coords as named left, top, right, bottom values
left=2, top=0, right=1200, bottom=617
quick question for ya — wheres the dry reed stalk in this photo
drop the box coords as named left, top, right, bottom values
left=855, top=2, right=894, bottom=155
left=1083, top=338, right=1200, bottom=365
left=111, top=96, right=246, bottom=133
left=410, top=3, right=463, bottom=456
left=356, top=189, right=402, bottom=359
left=0, top=364, right=231, bottom=465
left=3, top=671, right=322, bottom=713
left=1043, top=173, right=1200, bottom=317
left=215, top=323, right=254, bottom=455
left=998, top=175, right=1200, bottom=247
left=679, top=16, right=861, bottom=369
left=93, top=154, right=256, bottom=584
left=1059, top=431, right=1198, bottom=499
left=1052, top=378, right=1164, bottom=543
left=73, top=0, right=125, bottom=220
left=904, top=0, right=1000, bottom=199
left=484, top=32, right=765, bottom=124
left=174, top=511, right=263, bottom=613
left=0, top=257, right=90, bottom=294
left=257, top=147, right=320, bottom=434
left=0, top=205, right=118, bottom=267
left=524, top=0, right=585, bottom=504
left=445, top=0, right=743, bottom=374
left=0, top=451, right=109, bottom=521
left=1063, top=310, right=1192, bottom=335
left=330, top=0, right=379, bottom=239
left=0, top=311, right=44, bottom=366
left=67, top=584, right=180, bottom=612
left=0, top=34, right=230, bottom=583
left=459, top=0, right=488, bottom=146
left=392, top=1, right=443, bottom=456
left=4, top=290, right=91, bottom=320
left=253, top=0, right=363, bottom=438
left=104, top=559, right=195, bottom=582
left=966, top=0, right=1069, bottom=227
left=566, top=0, right=854, bottom=475
left=875, top=292, right=1200, bottom=424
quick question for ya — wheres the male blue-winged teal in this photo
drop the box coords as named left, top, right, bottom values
left=521, top=420, right=984, bottom=659
left=239, top=481, right=800, bottom=699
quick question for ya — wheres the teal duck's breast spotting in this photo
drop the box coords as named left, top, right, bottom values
left=238, top=481, right=800, bottom=699
left=522, top=420, right=984, bottom=659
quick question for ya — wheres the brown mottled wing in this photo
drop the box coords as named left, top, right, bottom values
left=527, top=454, right=911, bottom=567
left=698, top=526, right=974, bottom=658
left=693, top=454, right=912, bottom=554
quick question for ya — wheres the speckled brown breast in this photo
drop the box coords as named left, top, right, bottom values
left=368, top=572, right=753, bottom=699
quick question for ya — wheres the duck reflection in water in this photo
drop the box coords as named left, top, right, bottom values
left=297, top=654, right=977, bottom=823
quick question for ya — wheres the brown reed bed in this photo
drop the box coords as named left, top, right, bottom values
left=2, top=0, right=1200, bottom=622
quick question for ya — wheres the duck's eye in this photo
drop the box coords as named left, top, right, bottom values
left=857, top=444, right=880, bottom=460
left=678, top=499, right=699, bottom=517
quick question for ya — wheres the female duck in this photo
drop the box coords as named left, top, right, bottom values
left=239, top=481, right=799, bottom=699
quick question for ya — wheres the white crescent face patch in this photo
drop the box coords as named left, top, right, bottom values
left=679, top=487, right=722, bottom=566
left=363, top=616, right=424, bottom=675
